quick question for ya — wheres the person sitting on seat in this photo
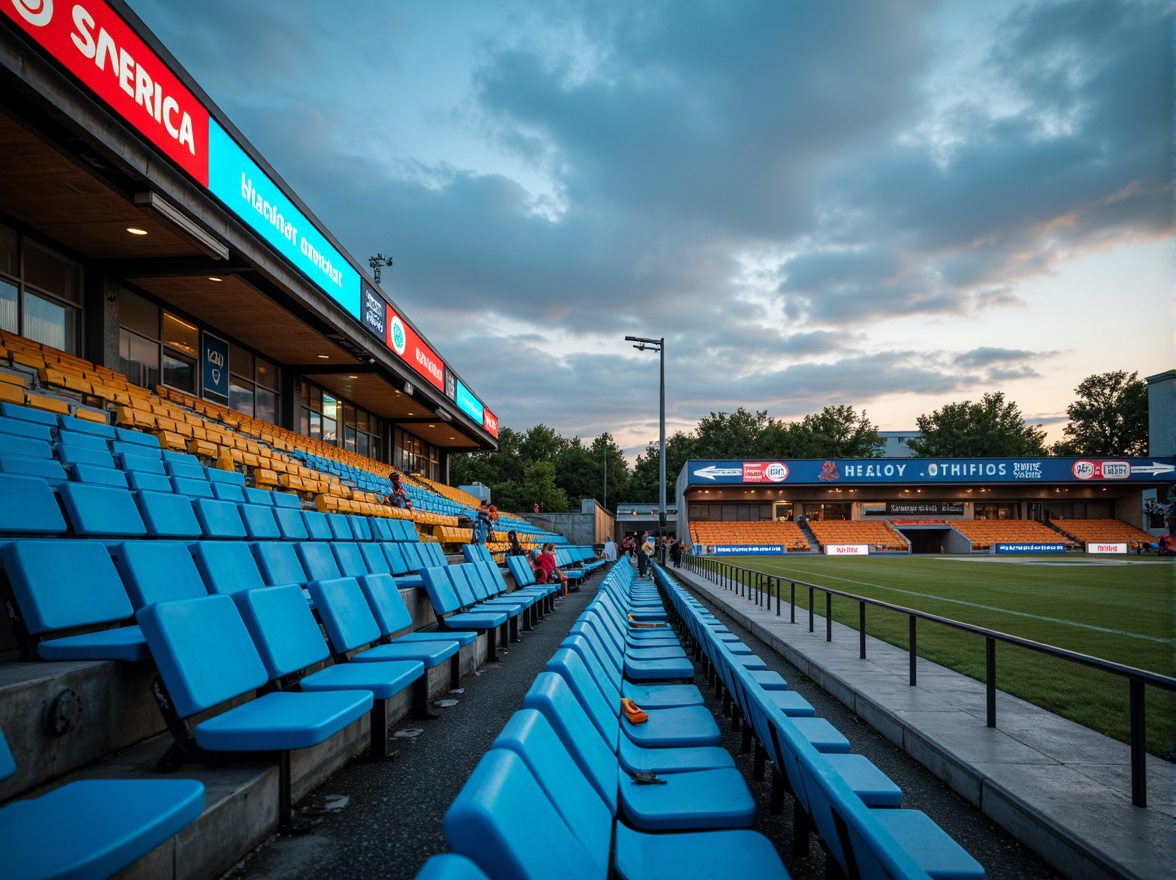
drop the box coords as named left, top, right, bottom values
left=505, top=531, right=527, bottom=557
left=385, top=472, right=413, bottom=512
left=535, top=542, right=569, bottom=597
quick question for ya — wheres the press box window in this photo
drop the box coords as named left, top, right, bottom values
left=162, top=313, right=198, bottom=393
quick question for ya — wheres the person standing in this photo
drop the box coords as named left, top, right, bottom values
left=670, top=537, right=683, bottom=568
left=636, top=530, right=651, bottom=579
left=473, top=499, right=492, bottom=544
left=603, top=535, right=617, bottom=561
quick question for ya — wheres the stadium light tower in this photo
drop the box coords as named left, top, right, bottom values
left=625, top=335, right=666, bottom=562
left=369, top=252, right=394, bottom=284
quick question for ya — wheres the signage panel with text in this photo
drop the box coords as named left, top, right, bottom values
left=385, top=304, right=445, bottom=392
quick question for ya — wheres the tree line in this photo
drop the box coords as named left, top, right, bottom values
left=448, top=371, right=1151, bottom=514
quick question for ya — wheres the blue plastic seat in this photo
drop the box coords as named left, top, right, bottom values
left=0, top=473, right=67, bottom=535
left=0, top=453, right=68, bottom=486
left=302, top=510, right=333, bottom=540
left=2, top=539, right=147, bottom=661
left=126, top=470, right=172, bottom=493
left=326, top=513, right=353, bottom=540
left=306, top=575, right=461, bottom=717
left=136, top=594, right=373, bottom=833
left=165, top=460, right=205, bottom=480
left=272, top=491, right=301, bottom=509
left=191, top=497, right=248, bottom=539
left=58, top=482, right=147, bottom=537
left=211, top=482, right=248, bottom=503
left=0, top=433, right=51, bottom=459
left=58, top=413, right=115, bottom=438
left=0, top=402, right=57, bottom=426
left=272, top=506, right=310, bottom=539
left=296, top=541, right=342, bottom=580
left=117, top=451, right=167, bottom=474
left=170, top=476, right=215, bottom=498
left=0, top=414, right=53, bottom=441
left=420, top=565, right=509, bottom=662
left=413, top=853, right=491, bottom=880
left=115, top=540, right=209, bottom=609
left=237, top=503, right=281, bottom=539
left=115, top=427, right=162, bottom=451
left=251, top=541, right=308, bottom=587
left=192, top=541, right=269, bottom=594
left=232, top=583, right=423, bottom=759
left=0, top=727, right=204, bottom=880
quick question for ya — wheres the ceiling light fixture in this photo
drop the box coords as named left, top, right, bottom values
left=126, top=227, right=148, bottom=235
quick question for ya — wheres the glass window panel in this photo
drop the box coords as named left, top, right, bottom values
left=321, top=417, right=336, bottom=444
left=0, top=223, right=16, bottom=278
left=24, top=240, right=79, bottom=303
left=229, top=379, right=255, bottom=417
left=344, top=425, right=357, bottom=452
left=162, top=313, right=199, bottom=358
left=310, top=385, right=321, bottom=410
left=230, top=343, right=254, bottom=378
left=322, top=393, right=338, bottom=422
left=355, top=408, right=369, bottom=432
left=119, top=329, right=160, bottom=389
left=162, top=349, right=196, bottom=392
left=301, top=381, right=311, bottom=407
left=356, top=432, right=369, bottom=458
left=23, top=291, right=76, bottom=353
left=308, top=410, right=322, bottom=441
left=119, top=289, right=158, bottom=337
left=0, top=277, right=17, bottom=333
left=255, top=387, right=277, bottom=425
left=300, top=407, right=309, bottom=436
left=256, top=357, right=278, bottom=390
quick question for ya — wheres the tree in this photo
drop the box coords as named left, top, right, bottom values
left=692, top=408, right=778, bottom=459
left=796, top=405, right=885, bottom=458
left=628, top=431, right=697, bottom=503
left=1051, top=371, right=1148, bottom=457
left=906, top=392, right=1047, bottom=457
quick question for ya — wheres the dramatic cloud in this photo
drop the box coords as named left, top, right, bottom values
left=127, top=0, right=1171, bottom=456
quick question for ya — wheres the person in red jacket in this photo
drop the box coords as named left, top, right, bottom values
left=535, top=542, right=568, bottom=597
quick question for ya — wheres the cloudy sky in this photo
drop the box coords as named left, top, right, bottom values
left=126, top=0, right=1171, bottom=458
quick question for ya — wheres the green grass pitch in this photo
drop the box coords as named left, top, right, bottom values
left=708, top=555, right=1174, bottom=756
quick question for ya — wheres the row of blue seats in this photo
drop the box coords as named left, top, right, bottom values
left=422, top=560, right=792, bottom=880
left=656, top=566, right=986, bottom=880
left=2, top=472, right=421, bottom=543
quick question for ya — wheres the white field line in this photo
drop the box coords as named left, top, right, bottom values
left=768, top=566, right=1168, bottom=644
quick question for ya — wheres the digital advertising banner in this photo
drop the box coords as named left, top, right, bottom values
left=704, top=545, right=786, bottom=556
left=686, top=458, right=1176, bottom=487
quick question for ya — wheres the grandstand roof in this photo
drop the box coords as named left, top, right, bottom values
left=0, top=0, right=496, bottom=453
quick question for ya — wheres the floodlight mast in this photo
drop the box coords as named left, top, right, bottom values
left=625, top=335, right=666, bottom=562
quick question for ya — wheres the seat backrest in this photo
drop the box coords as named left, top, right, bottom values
left=205, top=468, right=245, bottom=487
left=116, top=541, right=208, bottom=609
left=2, top=539, right=132, bottom=633
left=170, top=476, right=215, bottom=499
left=58, top=482, right=147, bottom=537
left=349, top=516, right=373, bottom=541
left=522, top=673, right=618, bottom=813
left=136, top=490, right=201, bottom=539
left=305, top=577, right=383, bottom=654
left=449, top=565, right=483, bottom=608
left=296, top=541, right=342, bottom=580
left=492, top=708, right=615, bottom=865
left=560, top=634, right=621, bottom=694
left=0, top=414, right=53, bottom=441
left=115, top=427, right=161, bottom=451
left=302, top=510, right=333, bottom=540
left=137, top=594, right=270, bottom=719
left=242, top=486, right=275, bottom=505
left=356, top=573, right=413, bottom=636
left=382, top=542, right=410, bottom=576
left=211, top=483, right=248, bottom=504
left=238, top=503, right=281, bottom=539
left=272, top=506, right=309, bottom=540
left=0, top=473, right=67, bottom=534
left=326, top=513, right=353, bottom=541
left=331, top=541, right=369, bottom=578
left=443, top=749, right=603, bottom=880
left=0, top=452, right=69, bottom=486
left=505, top=556, right=536, bottom=588
left=420, top=566, right=462, bottom=616
left=0, top=726, right=15, bottom=781
left=400, top=542, right=427, bottom=572
left=358, top=542, right=392, bottom=575
left=117, top=452, right=167, bottom=474
left=272, top=491, right=301, bottom=509
left=126, top=470, right=172, bottom=493
left=191, top=497, right=248, bottom=539
left=192, top=541, right=267, bottom=595
left=543, top=648, right=620, bottom=748
left=368, top=517, right=393, bottom=541
left=413, top=854, right=491, bottom=880
left=233, top=583, right=331, bottom=679
left=252, top=542, right=308, bottom=587
left=0, top=433, right=51, bottom=459
left=165, top=460, right=205, bottom=481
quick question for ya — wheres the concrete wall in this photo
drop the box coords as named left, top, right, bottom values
left=520, top=499, right=614, bottom=545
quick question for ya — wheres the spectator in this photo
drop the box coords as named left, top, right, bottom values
left=505, top=530, right=526, bottom=557
left=385, top=472, right=413, bottom=512
left=636, top=531, right=651, bottom=579
left=670, top=537, right=683, bottom=568
left=473, top=499, right=492, bottom=544
left=535, top=542, right=569, bottom=597
left=603, top=535, right=617, bottom=561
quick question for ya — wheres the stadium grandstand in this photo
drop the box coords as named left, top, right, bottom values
left=1, top=4, right=1172, bottom=880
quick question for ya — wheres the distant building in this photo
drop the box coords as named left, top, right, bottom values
left=878, top=431, right=919, bottom=458
left=1146, top=370, right=1175, bottom=457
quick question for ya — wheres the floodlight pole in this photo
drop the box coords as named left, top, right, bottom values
left=625, top=335, right=666, bottom=563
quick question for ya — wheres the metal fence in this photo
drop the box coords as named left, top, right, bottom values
left=683, top=552, right=1175, bottom=807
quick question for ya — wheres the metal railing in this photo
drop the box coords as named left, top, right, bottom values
left=683, top=552, right=1175, bottom=807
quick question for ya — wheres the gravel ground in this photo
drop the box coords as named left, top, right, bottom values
left=224, top=568, right=1062, bottom=879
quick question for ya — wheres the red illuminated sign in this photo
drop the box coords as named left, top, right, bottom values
left=483, top=407, right=499, bottom=438
left=742, top=461, right=789, bottom=483
left=2, top=0, right=210, bottom=185
left=385, top=304, right=445, bottom=392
